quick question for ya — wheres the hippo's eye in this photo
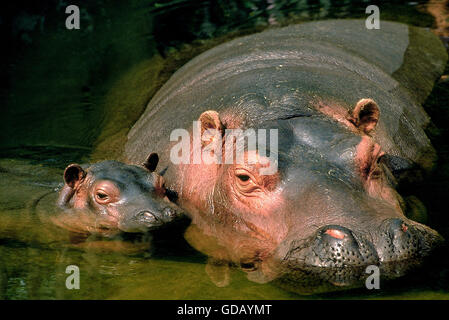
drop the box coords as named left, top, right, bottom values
left=96, top=192, right=108, bottom=199
left=234, top=168, right=261, bottom=194
left=95, top=192, right=109, bottom=202
left=237, top=174, right=250, bottom=182
left=92, top=181, right=120, bottom=204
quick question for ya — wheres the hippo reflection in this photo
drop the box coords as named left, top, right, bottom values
left=54, top=154, right=182, bottom=237
left=124, top=20, right=446, bottom=293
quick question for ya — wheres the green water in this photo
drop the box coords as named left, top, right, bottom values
left=1, top=0, right=449, bottom=299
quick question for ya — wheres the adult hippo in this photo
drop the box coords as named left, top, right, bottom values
left=125, top=20, right=447, bottom=292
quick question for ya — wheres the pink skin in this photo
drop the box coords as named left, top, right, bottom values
left=174, top=126, right=287, bottom=263
left=173, top=99, right=407, bottom=270
left=315, top=97, right=403, bottom=210
left=54, top=160, right=171, bottom=237
left=355, top=136, right=403, bottom=211
left=314, top=98, right=379, bottom=135
left=54, top=173, right=122, bottom=236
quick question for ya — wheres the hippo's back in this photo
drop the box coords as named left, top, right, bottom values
left=125, top=20, right=447, bottom=169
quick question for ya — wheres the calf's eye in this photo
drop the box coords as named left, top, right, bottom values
left=95, top=192, right=110, bottom=203
left=96, top=192, right=108, bottom=199
left=92, top=180, right=120, bottom=204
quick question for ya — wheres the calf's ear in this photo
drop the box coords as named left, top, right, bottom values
left=199, top=110, right=224, bottom=148
left=142, top=152, right=166, bottom=195
left=63, top=164, right=85, bottom=188
left=350, top=98, right=380, bottom=134
left=143, top=152, right=159, bottom=172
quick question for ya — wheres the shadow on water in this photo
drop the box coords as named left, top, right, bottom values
left=0, top=0, right=448, bottom=299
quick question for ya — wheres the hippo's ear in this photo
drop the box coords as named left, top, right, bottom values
left=143, top=153, right=159, bottom=172
left=350, top=99, right=380, bottom=134
left=63, top=164, right=86, bottom=188
left=199, top=110, right=224, bottom=147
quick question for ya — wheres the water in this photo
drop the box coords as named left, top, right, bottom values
left=1, top=0, right=448, bottom=299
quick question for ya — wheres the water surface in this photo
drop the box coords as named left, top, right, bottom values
left=1, top=0, right=448, bottom=299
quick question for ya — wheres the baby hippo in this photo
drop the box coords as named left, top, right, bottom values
left=54, top=153, right=182, bottom=236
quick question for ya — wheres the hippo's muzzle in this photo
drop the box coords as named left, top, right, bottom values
left=119, top=206, right=181, bottom=233
left=279, top=218, right=443, bottom=286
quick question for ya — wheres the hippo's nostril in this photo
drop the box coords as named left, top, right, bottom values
left=401, top=223, right=408, bottom=233
left=138, top=211, right=159, bottom=224
left=387, top=218, right=406, bottom=232
left=321, top=226, right=351, bottom=241
left=144, top=212, right=155, bottom=219
left=304, top=225, right=379, bottom=268
left=163, top=207, right=177, bottom=220
left=325, top=228, right=346, bottom=240
left=378, top=218, right=421, bottom=262
left=283, top=225, right=378, bottom=271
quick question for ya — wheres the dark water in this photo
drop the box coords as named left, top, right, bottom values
left=1, top=0, right=448, bottom=299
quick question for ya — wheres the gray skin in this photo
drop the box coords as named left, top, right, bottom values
left=124, top=20, right=447, bottom=292
left=56, top=154, right=183, bottom=236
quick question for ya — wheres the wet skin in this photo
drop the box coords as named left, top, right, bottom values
left=124, top=20, right=447, bottom=292
left=55, top=154, right=183, bottom=237
left=176, top=107, right=443, bottom=291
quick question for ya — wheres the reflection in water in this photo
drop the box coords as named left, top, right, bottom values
left=184, top=219, right=441, bottom=295
left=1, top=150, right=447, bottom=299
left=0, top=155, right=296, bottom=299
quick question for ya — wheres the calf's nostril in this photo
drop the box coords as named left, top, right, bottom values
left=163, top=207, right=176, bottom=219
left=138, top=211, right=158, bottom=224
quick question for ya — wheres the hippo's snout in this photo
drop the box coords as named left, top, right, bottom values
left=120, top=206, right=181, bottom=233
left=310, top=226, right=378, bottom=268
left=137, top=207, right=177, bottom=225
left=285, top=225, right=378, bottom=269
left=281, top=219, right=443, bottom=284
left=136, top=210, right=164, bottom=227
left=376, top=218, right=444, bottom=263
left=162, top=207, right=178, bottom=220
